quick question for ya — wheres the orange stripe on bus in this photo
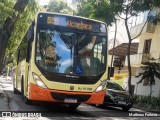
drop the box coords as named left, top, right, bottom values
left=29, top=83, right=105, bottom=104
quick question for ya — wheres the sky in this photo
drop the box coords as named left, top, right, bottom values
left=39, top=0, right=49, bottom=5
left=39, top=0, right=72, bottom=5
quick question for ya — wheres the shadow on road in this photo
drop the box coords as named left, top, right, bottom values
left=3, top=90, right=150, bottom=118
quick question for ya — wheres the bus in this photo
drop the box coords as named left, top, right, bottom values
left=13, top=12, right=108, bottom=109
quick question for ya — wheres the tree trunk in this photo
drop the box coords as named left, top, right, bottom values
left=124, top=19, right=132, bottom=95
left=0, top=28, right=10, bottom=75
left=0, top=57, right=7, bottom=74
left=150, top=84, right=152, bottom=98
left=108, top=20, right=117, bottom=80
left=0, top=0, right=29, bottom=75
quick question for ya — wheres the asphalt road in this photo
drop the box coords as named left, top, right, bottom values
left=0, top=76, right=160, bottom=120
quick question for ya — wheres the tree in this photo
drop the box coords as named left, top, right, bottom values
left=0, top=0, right=39, bottom=74
left=110, top=0, right=160, bottom=95
left=136, top=58, right=160, bottom=97
left=76, top=0, right=122, bottom=25
left=76, top=0, right=160, bottom=94
left=47, top=0, right=73, bottom=15
left=0, top=1, right=15, bottom=28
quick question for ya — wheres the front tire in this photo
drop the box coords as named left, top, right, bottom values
left=13, top=77, right=18, bottom=94
left=68, top=103, right=80, bottom=110
left=122, top=106, right=131, bottom=111
left=13, top=88, right=19, bottom=94
left=95, top=104, right=106, bottom=108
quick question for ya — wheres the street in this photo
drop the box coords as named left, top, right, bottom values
left=0, top=76, right=160, bottom=120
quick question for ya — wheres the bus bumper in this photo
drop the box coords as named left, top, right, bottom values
left=29, top=83, right=105, bottom=104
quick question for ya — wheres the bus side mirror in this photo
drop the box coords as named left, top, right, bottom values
left=27, top=21, right=35, bottom=42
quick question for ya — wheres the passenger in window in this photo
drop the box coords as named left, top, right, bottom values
left=78, top=35, right=97, bottom=75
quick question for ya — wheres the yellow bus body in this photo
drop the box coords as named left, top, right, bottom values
left=14, top=12, right=108, bottom=105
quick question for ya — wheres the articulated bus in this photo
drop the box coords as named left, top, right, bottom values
left=13, top=12, right=108, bottom=109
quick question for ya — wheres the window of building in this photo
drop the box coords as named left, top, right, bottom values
left=143, top=39, right=151, bottom=53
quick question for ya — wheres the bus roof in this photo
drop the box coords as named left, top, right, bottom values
left=36, top=11, right=107, bottom=25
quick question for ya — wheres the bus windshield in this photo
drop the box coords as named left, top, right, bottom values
left=36, top=28, right=107, bottom=77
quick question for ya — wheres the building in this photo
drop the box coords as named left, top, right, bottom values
left=124, top=9, right=160, bottom=97
left=108, top=43, right=138, bottom=74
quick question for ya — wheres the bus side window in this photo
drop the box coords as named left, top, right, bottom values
left=18, top=33, right=29, bottom=62
left=27, top=21, right=34, bottom=42
left=26, top=22, right=34, bottom=62
left=17, top=48, right=26, bottom=64
left=17, top=49, right=20, bottom=65
left=26, top=42, right=32, bottom=62
left=19, top=48, right=27, bottom=62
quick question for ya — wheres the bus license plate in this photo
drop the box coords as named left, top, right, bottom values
left=64, top=98, right=77, bottom=103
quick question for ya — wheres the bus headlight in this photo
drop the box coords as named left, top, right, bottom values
left=95, top=81, right=107, bottom=92
left=32, top=72, right=47, bottom=89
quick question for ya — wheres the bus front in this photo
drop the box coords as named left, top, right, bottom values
left=29, top=12, right=108, bottom=107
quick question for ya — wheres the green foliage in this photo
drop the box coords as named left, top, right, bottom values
left=133, top=95, right=160, bottom=107
left=132, top=0, right=160, bottom=12
left=76, top=0, right=95, bottom=17
left=0, top=0, right=15, bottom=28
left=136, top=60, right=160, bottom=85
left=148, top=14, right=160, bottom=25
left=136, top=59, right=160, bottom=97
left=5, top=0, right=39, bottom=64
left=76, top=0, right=123, bottom=25
left=48, top=0, right=73, bottom=15
left=77, top=0, right=160, bottom=25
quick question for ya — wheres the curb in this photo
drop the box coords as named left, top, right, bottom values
left=133, top=104, right=160, bottom=114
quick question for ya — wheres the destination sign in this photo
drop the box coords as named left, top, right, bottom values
left=67, top=20, right=92, bottom=30
left=37, top=13, right=106, bottom=33
left=47, top=16, right=92, bottom=30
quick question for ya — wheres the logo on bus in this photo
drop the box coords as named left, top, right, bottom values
left=46, top=46, right=56, bottom=57
left=70, top=86, right=74, bottom=90
left=75, top=66, right=82, bottom=74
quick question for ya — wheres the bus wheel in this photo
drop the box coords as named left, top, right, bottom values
left=21, top=78, right=32, bottom=105
left=13, top=78, right=18, bottom=94
left=95, top=104, right=106, bottom=108
left=13, top=88, right=19, bottom=94
left=68, top=103, right=80, bottom=110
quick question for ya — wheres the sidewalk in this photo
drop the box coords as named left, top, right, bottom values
left=0, top=76, right=10, bottom=111
left=133, top=104, right=160, bottom=114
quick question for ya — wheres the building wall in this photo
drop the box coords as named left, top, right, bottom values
left=150, top=27, right=160, bottom=54
left=114, top=66, right=138, bottom=76
left=123, top=72, right=160, bottom=97
left=129, top=26, right=160, bottom=97
left=137, top=33, right=153, bottom=53
left=133, top=68, right=160, bottom=97
left=138, top=26, right=160, bottom=56
left=125, top=27, right=160, bottom=66
left=125, top=9, right=160, bottom=97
